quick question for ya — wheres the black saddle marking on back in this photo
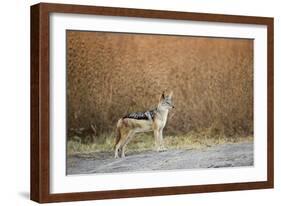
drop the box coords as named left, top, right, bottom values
left=123, top=110, right=155, bottom=120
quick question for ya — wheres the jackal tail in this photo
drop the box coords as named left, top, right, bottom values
left=114, top=119, right=123, bottom=148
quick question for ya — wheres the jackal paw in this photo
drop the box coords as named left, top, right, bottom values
left=156, top=146, right=167, bottom=152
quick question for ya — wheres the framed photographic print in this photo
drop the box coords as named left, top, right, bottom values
left=30, top=3, right=274, bottom=203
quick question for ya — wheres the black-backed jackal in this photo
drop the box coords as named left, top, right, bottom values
left=114, top=91, right=174, bottom=158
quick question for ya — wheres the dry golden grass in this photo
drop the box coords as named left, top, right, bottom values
left=67, top=132, right=253, bottom=155
left=67, top=31, right=253, bottom=141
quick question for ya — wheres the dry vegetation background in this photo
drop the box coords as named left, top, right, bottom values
left=67, top=31, right=253, bottom=147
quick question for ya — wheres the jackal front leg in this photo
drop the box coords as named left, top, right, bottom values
left=154, top=129, right=161, bottom=151
left=158, top=129, right=167, bottom=151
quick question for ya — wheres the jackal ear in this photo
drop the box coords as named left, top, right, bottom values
left=168, top=91, right=173, bottom=98
left=159, top=91, right=165, bottom=101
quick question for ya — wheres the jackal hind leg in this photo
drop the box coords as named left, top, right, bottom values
left=114, top=130, right=127, bottom=158
left=120, top=130, right=135, bottom=158
left=114, top=143, right=121, bottom=159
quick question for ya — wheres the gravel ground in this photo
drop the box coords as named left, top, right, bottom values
left=67, top=142, right=253, bottom=175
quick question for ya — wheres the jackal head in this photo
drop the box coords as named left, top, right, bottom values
left=158, top=91, right=174, bottom=110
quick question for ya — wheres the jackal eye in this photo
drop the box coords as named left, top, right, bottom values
left=165, top=101, right=171, bottom=105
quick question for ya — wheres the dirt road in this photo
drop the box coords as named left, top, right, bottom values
left=67, top=142, right=253, bottom=175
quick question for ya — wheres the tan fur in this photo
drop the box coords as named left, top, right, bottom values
left=114, top=92, right=174, bottom=158
left=114, top=119, right=123, bottom=148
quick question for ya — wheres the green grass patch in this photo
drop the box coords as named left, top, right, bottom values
left=67, top=131, right=253, bottom=156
